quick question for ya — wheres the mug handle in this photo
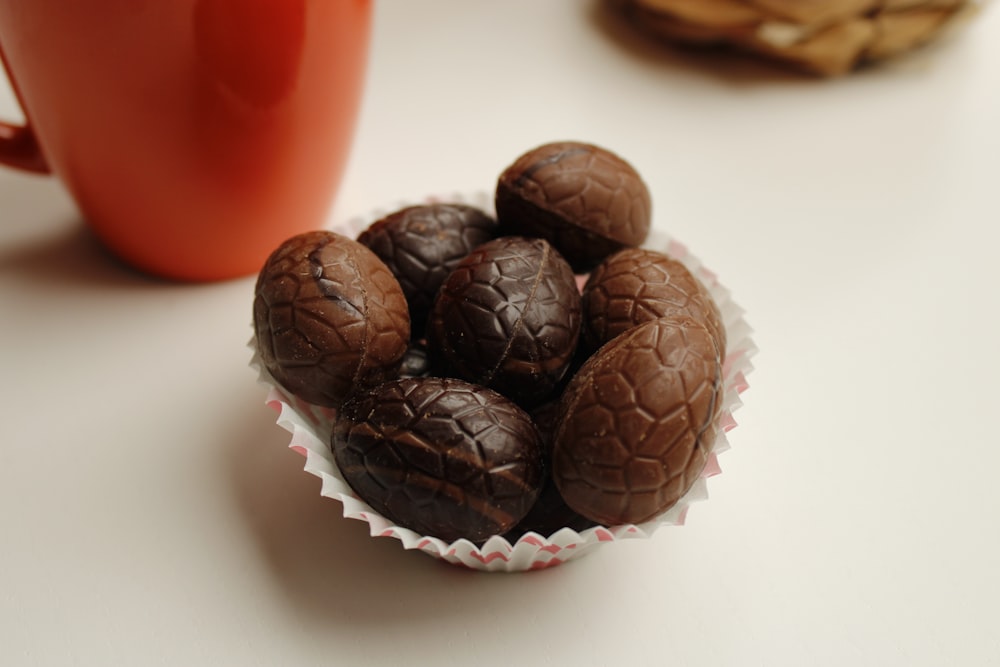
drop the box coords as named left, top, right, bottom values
left=0, top=43, right=50, bottom=174
left=0, top=120, right=48, bottom=173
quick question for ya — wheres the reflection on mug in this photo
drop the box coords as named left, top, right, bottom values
left=192, top=0, right=309, bottom=192
left=194, top=0, right=306, bottom=109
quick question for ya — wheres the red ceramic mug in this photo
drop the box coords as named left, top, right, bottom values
left=0, top=0, right=371, bottom=281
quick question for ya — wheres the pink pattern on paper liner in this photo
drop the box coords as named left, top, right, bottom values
left=720, top=412, right=738, bottom=433
left=721, top=351, right=742, bottom=378
left=702, top=452, right=722, bottom=478
left=530, top=558, right=565, bottom=571
left=519, top=536, right=563, bottom=554
left=665, top=239, right=689, bottom=260
left=697, top=266, right=719, bottom=287
left=469, top=550, right=514, bottom=565
left=731, top=371, right=750, bottom=395
left=445, top=548, right=508, bottom=564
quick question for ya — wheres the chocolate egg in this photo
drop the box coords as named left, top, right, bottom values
left=552, top=315, right=722, bottom=526
left=357, top=203, right=498, bottom=336
left=495, top=141, right=651, bottom=271
left=332, top=377, right=544, bottom=544
left=582, top=248, right=726, bottom=357
left=427, top=236, right=581, bottom=407
left=253, top=231, right=410, bottom=408
left=399, top=340, right=431, bottom=379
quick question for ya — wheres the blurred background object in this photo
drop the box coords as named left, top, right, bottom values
left=610, top=0, right=982, bottom=75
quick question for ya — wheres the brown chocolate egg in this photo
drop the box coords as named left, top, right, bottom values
left=427, top=236, right=581, bottom=407
left=332, top=377, right=544, bottom=544
left=552, top=315, right=722, bottom=526
left=357, top=203, right=498, bottom=336
left=253, top=230, right=410, bottom=408
left=582, top=247, right=726, bottom=357
left=495, top=141, right=651, bottom=272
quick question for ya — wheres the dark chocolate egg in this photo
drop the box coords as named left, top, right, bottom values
left=398, top=339, right=431, bottom=379
left=253, top=231, right=410, bottom=408
left=582, top=248, right=726, bottom=357
left=495, top=141, right=651, bottom=272
left=427, top=236, right=581, bottom=407
left=552, top=315, right=722, bottom=526
left=332, top=377, right=544, bottom=544
left=357, top=203, right=498, bottom=336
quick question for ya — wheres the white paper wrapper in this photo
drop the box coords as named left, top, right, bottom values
left=249, top=191, right=757, bottom=572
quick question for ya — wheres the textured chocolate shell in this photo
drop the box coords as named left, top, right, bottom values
left=582, top=247, right=726, bottom=357
left=552, top=315, right=722, bottom=526
left=332, top=377, right=544, bottom=544
left=357, top=203, right=498, bottom=336
left=398, top=340, right=431, bottom=379
left=427, top=236, right=582, bottom=407
left=495, top=141, right=651, bottom=271
left=253, top=231, right=410, bottom=408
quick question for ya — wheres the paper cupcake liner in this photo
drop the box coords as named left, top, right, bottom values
left=249, top=192, right=757, bottom=572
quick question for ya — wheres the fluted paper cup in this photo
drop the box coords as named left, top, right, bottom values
left=249, top=192, right=756, bottom=572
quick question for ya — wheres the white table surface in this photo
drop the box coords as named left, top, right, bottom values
left=3, top=2, right=999, bottom=665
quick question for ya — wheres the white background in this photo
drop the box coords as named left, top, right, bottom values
left=2, top=2, right=999, bottom=665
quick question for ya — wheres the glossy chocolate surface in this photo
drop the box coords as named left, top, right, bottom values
left=253, top=230, right=410, bottom=408
left=552, top=315, right=722, bottom=526
left=399, top=340, right=431, bottom=378
left=427, top=236, right=581, bottom=407
left=495, top=141, right=651, bottom=271
left=332, top=377, right=544, bottom=544
left=357, top=203, right=498, bottom=336
left=583, top=247, right=726, bottom=356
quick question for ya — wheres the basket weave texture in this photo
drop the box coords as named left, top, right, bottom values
left=614, top=0, right=979, bottom=75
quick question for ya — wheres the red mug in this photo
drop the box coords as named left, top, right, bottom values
left=0, top=0, right=371, bottom=281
